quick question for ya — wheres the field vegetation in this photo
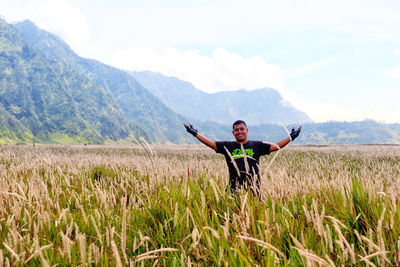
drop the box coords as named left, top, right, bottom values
left=0, top=144, right=399, bottom=266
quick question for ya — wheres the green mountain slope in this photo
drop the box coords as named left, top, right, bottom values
left=46, top=59, right=147, bottom=142
left=0, top=18, right=147, bottom=144
left=15, top=20, right=193, bottom=143
left=0, top=102, right=32, bottom=144
left=1, top=18, right=89, bottom=143
left=73, top=59, right=191, bottom=143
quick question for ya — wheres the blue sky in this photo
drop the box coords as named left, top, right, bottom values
left=2, top=0, right=400, bottom=123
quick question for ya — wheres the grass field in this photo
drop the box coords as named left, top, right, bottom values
left=0, top=144, right=400, bottom=266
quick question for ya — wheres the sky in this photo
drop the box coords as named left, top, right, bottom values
left=1, top=0, right=400, bottom=123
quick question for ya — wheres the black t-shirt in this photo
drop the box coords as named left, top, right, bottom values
left=215, top=140, right=271, bottom=191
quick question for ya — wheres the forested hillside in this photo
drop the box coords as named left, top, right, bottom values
left=0, top=18, right=147, bottom=144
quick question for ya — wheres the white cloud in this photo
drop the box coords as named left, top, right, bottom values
left=395, top=50, right=400, bottom=56
left=386, top=68, right=400, bottom=80
left=288, top=54, right=346, bottom=77
left=1, top=0, right=90, bottom=52
left=285, top=93, right=400, bottom=123
left=36, top=0, right=90, bottom=50
left=108, top=47, right=286, bottom=93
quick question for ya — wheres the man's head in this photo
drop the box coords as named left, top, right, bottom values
left=232, top=120, right=248, bottom=144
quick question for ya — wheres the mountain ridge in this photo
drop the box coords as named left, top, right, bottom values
left=131, top=70, right=311, bottom=125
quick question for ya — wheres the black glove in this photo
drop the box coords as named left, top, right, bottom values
left=184, top=123, right=198, bottom=137
left=290, top=126, right=301, bottom=141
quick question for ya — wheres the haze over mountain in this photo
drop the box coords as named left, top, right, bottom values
left=131, top=71, right=311, bottom=125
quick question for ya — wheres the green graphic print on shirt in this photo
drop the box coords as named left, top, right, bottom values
left=231, top=148, right=255, bottom=159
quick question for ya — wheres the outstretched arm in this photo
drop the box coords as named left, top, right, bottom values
left=184, top=123, right=217, bottom=151
left=270, top=137, right=290, bottom=152
left=270, top=126, right=302, bottom=152
left=195, top=133, right=217, bottom=151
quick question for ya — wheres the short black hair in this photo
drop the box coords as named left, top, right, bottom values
left=232, top=120, right=247, bottom=129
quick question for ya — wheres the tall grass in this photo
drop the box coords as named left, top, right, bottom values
left=0, top=144, right=399, bottom=265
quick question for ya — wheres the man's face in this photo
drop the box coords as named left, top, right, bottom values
left=232, top=123, right=248, bottom=143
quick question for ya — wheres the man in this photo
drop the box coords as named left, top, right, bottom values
left=183, top=120, right=301, bottom=196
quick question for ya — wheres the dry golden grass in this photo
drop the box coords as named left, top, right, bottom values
left=0, top=144, right=399, bottom=266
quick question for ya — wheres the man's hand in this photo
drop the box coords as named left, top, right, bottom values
left=184, top=123, right=198, bottom=137
left=290, top=126, right=302, bottom=141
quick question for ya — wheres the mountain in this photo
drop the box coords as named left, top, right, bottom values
left=2, top=19, right=399, bottom=145
left=176, top=119, right=400, bottom=145
left=247, top=120, right=400, bottom=145
left=128, top=72, right=400, bottom=144
left=301, top=120, right=400, bottom=144
left=0, top=18, right=147, bottom=144
left=14, top=20, right=193, bottom=143
left=131, top=71, right=311, bottom=125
